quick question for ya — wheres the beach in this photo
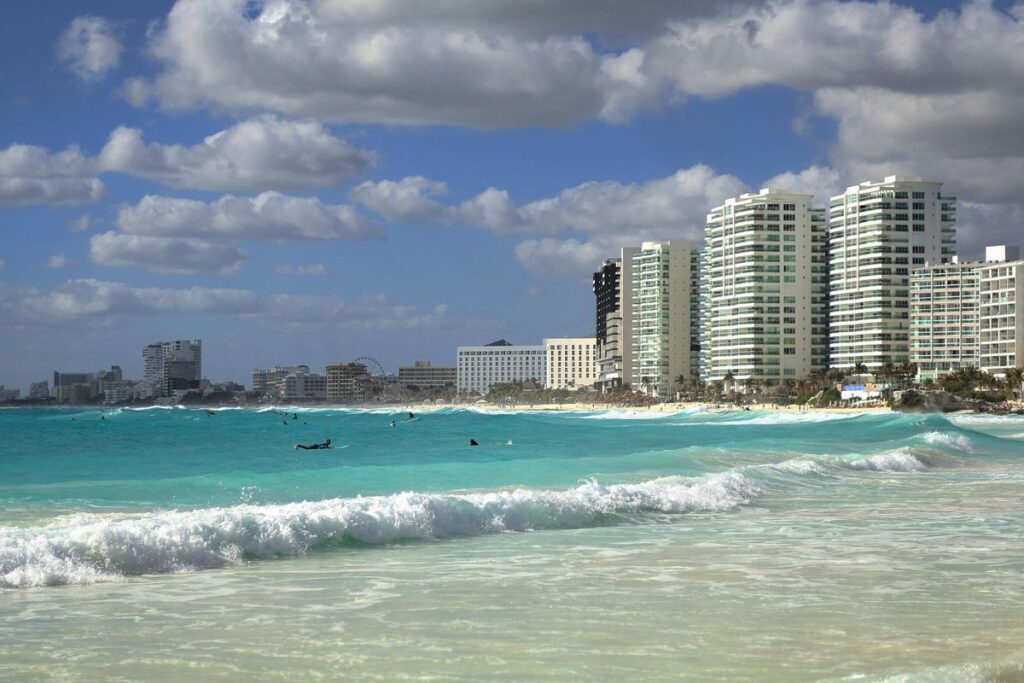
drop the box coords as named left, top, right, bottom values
left=2, top=406, right=1024, bottom=681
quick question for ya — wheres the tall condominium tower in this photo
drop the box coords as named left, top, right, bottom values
left=829, top=176, right=956, bottom=370
left=143, top=339, right=202, bottom=397
left=629, top=241, right=699, bottom=397
left=703, top=189, right=829, bottom=386
left=592, top=247, right=638, bottom=391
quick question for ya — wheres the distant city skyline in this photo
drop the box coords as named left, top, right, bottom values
left=3, top=1, right=1023, bottom=391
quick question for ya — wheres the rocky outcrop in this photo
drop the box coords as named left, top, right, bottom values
left=893, top=389, right=988, bottom=413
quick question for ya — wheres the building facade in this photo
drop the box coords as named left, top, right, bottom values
left=29, top=381, right=49, bottom=400
left=909, top=246, right=1024, bottom=379
left=398, top=361, right=457, bottom=390
left=456, top=340, right=546, bottom=395
left=629, top=241, right=699, bottom=397
left=544, top=337, right=597, bottom=390
left=592, top=248, right=638, bottom=391
left=910, top=261, right=980, bottom=380
left=703, top=189, right=829, bottom=386
left=143, top=340, right=202, bottom=397
left=326, top=362, right=371, bottom=402
left=829, top=176, right=956, bottom=371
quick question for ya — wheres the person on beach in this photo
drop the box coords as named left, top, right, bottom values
left=295, top=439, right=332, bottom=450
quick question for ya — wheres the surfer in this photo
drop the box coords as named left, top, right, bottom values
left=469, top=438, right=479, bottom=446
left=389, top=420, right=396, bottom=428
left=295, top=439, right=332, bottom=450
left=407, top=412, right=415, bottom=420
left=206, top=409, right=218, bottom=416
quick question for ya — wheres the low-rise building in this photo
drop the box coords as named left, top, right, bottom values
left=398, top=361, right=457, bottom=390
left=456, top=340, right=546, bottom=395
left=326, top=362, right=371, bottom=402
left=0, top=386, right=20, bottom=401
left=29, top=381, right=50, bottom=400
left=544, top=337, right=597, bottom=390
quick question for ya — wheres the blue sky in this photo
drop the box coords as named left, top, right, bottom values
left=2, top=0, right=1022, bottom=390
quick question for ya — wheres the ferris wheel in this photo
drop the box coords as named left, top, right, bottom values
left=352, top=356, right=386, bottom=376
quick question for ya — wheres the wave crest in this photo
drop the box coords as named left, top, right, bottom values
left=847, top=449, right=931, bottom=472
left=0, top=473, right=758, bottom=589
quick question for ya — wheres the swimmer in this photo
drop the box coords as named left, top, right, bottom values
left=295, top=439, right=332, bottom=450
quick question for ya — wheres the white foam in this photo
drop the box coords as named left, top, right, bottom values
left=731, top=411, right=865, bottom=425
left=0, top=473, right=759, bottom=589
left=921, top=431, right=974, bottom=453
left=766, top=458, right=828, bottom=476
left=847, top=449, right=930, bottom=473
left=579, top=410, right=689, bottom=420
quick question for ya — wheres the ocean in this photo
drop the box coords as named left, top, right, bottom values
left=1, top=406, right=1023, bottom=681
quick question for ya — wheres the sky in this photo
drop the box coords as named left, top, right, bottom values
left=2, top=0, right=1023, bottom=391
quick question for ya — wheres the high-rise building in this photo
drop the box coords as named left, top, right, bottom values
left=325, top=362, right=371, bottom=402
left=29, top=381, right=49, bottom=400
left=143, top=339, right=202, bottom=397
left=252, top=365, right=326, bottom=400
left=910, top=246, right=1024, bottom=379
left=703, top=189, right=829, bottom=386
left=629, top=241, right=699, bottom=397
left=910, top=261, right=980, bottom=381
left=592, top=248, right=639, bottom=391
left=398, top=361, right=457, bottom=390
left=456, top=340, right=546, bottom=395
left=544, top=337, right=597, bottom=390
left=829, top=176, right=956, bottom=371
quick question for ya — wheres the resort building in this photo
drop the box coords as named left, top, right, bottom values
left=253, top=365, right=326, bottom=400
left=829, top=176, right=956, bottom=371
left=910, top=246, right=1024, bottom=379
left=629, top=241, right=699, bottom=397
left=592, top=248, right=638, bottom=391
left=0, top=386, right=20, bottom=401
left=456, top=340, right=546, bottom=395
left=143, top=339, right=202, bottom=397
left=910, top=261, right=980, bottom=381
left=397, top=361, right=457, bottom=390
left=29, top=381, right=49, bottom=400
left=544, top=337, right=597, bottom=390
left=702, top=189, right=829, bottom=386
left=325, top=362, right=371, bottom=403
left=979, top=247, right=1024, bottom=376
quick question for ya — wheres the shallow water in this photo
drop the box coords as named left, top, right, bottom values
left=2, top=407, right=1023, bottom=681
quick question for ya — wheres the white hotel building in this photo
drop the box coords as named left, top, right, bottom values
left=456, top=340, right=546, bottom=395
left=630, top=241, right=699, bottom=397
left=702, top=189, right=829, bottom=385
left=911, top=246, right=1024, bottom=379
left=829, top=176, right=957, bottom=371
left=544, top=337, right=597, bottom=390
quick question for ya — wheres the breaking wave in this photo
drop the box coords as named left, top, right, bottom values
left=0, top=473, right=759, bottom=588
left=847, top=448, right=932, bottom=473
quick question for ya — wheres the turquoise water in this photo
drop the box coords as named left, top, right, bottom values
left=2, top=407, right=1024, bottom=681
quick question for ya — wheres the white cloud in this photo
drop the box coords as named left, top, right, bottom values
left=117, top=192, right=381, bottom=241
left=89, top=232, right=246, bottom=275
left=47, top=253, right=69, bottom=269
left=130, top=0, right=671, bottom=127
left=57, top=16, right=122, bottom=82
left=355, top=165, right=747, bottom=241
left=0, top=143, right=104, bottom=207
left=275, top=264, right=327, bottom=276
left=0, top=279, right=450, bottom=331
left=514, top=238, right=606, bottom=278
left=69, top=214, right=93, bottom=232
left=762, top=165, right=843, bottom=203
left=98, top=116, right=376, bottom=191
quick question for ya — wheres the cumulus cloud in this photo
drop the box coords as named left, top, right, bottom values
left=762, top=165, right=843, bottom=203
left=98, top=116, right=376, bottom=191
left=47, top=254, right=69, bottom=269
left=128, top=0, right=720, bottom=126
left=90, top=232, right=246, bottom=275
left=275, top=264, right=327, bottom=276
left=514, top=238, right=607, bottom=278
left=57, top=16, right=122, bottom=82
left=117, top=192, right=381, bottom=241
left=0, top=279, right=450, bottom=331
left=0, top=143, right=104, bottom=206
left=354, top=165, right=747, bottom=241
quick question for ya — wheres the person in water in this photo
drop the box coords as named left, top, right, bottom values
left=407, top=412, right=415, bottom=420
left=469, top=438, right=479, bottom=446
left=389, top=420, right=396, bottom=428
left=295, top=439, right=332, bottom=450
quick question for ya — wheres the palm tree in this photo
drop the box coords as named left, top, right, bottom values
left=880, top=361, right=897, bottom=386
left=723, top=370, right=735, bottom=391
left=1005, top=367, right=1024, bottom=401
left=853, top=362, right=868, bottom=376
left=640, top=376, right=652, bottom=397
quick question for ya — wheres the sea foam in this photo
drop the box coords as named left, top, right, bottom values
left=847, top=449, right=931, bottom=473
left=0, top=473, right=758, bottom=588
